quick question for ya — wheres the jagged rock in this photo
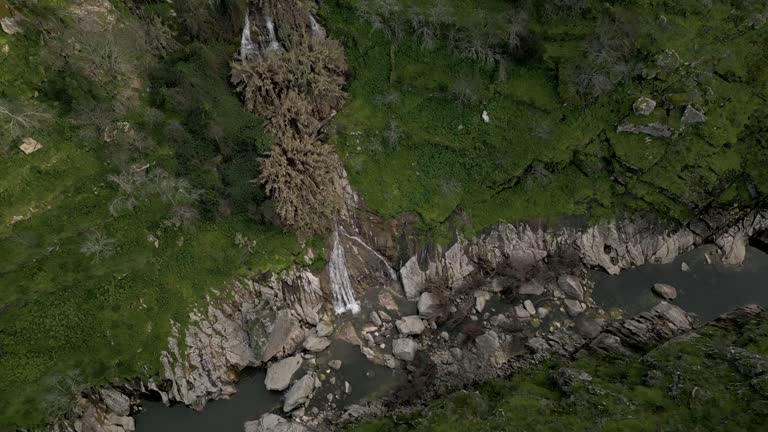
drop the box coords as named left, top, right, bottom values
left=19, top=137, right=42, bottom=154
left=418, top=292, right=439, bottom=319
left=71, top=397, right=135, bottom=432
left=283, top=373, right=316, bottom=412
left=100, top=388, right=130, bottom=417
left=564, top=299, right=585, bottom=317
left=715, top=212, right=768, bottom=265
left=682, top=105, right=706, bottom=124
left=681, top=261, right=690, bottom=272
left=728, top=346, right=768, bottom=378
left=303, top=334, right=331, bottom=353
left=575, top=318, right=603, bottom=339
left=590, top=333, right=632, bottom=356
left=0, top=17, right=21, bottom=34
left=474, top=290, right=492, bottom=313
left=392, top=338, right=419, bottom=361
left=514, top=304, right=531, bottom=319
left=652, top=283, right=677, bottom=300
left=395, top=316, right=426, bottom=336
left=602, top=301, right=693, bottom=351
left=316, top=320, right=333, bottom=337
left=369, top=311, right=382, bottom=326
left=328, top=360, right=342, bottom=370
left=378, top=311, right=392, bottom=322
left=617, top=122, right=673, bottom=138
left=336, top=321, right=363, bottom=346
left=518, top=280, right=545, bottom=296
left=401, top=256, right=426, bottom=300
left=265, top=355, right=303, bottom=391
left=558, top=275, right=584, bottom=300
left=633, top=97, right=657, bottom=116
left=264, top=310, right=306, bottom=361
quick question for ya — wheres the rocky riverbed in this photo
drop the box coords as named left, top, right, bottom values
left=55, top=209, right=768, bottom=432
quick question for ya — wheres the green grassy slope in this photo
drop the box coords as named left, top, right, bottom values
left=322, top=0, right=768, bottom=239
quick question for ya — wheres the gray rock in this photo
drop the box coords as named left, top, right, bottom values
left=682, top=105, right=706, bottom=124
left=392, top=338, right=419, bottom=361
left=378, top=311, right=392, bottom=322
left=475, top=330, right=504, bottom=366
left=474, top=290, right=492, bottom=313
left=564, top=299, right=585, bottom=317
left=633, top=97, right=657, bottom=116
left=417, top=292, right=439, bottom=319
left=514, top=304, right=531, bottom=319
left=316, top=320, right=333, bottom=337
left=283, top=373, right=316, bottom=412
left=328, top=359, right=342, bottom=370
left=100, top=388, right=131, bottom=416
left=369, top=311, right=382, bottom=326
left=0, top=18, right=21, bottom=35
left=245, top=413, right=286, bottom=432
left=537, top=307, right=550, bottom=319
left=680, top=261, right=690, bottom=272
left=652, top=283, right=677, bottom=300
left=263, top=310, right=306, bottom=362
left=395, top=316, right=426, bottom=336
left=558, top=275, right=584, bottom=301
left=303, top=334, right=331, bottom=353
left=518, top=280, right=545, bottom=296
left=617, top=122, right=674, bottom=138
left=265, top=355, right=303, bottom=391
left=401, top=256, right=426, bottom=300
left=523, top=300, right=536, bottom=316
left=575, top=318, right=602, bottom=339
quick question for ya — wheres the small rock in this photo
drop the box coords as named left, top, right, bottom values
left=537, top=307, right=550, bottom=319
left=680, top=262, right=690, bottom=272
left=265, top=355, right=303, bottom=391
left=474, top=290, right=492, bottom=313
left=575, top=318, right=602, bottom=339
left=19, top=137, right=43, bottom=154
left=0, top=18, right=21, bottom=35
left=369, top=311, right=382, bottom=326
left=383, top=354, right=399, bottom=369
left=440, top=331, right=450, bottom=341
left=283, top=373, right=316, bottom=412
left=564, top=299, right=585, bottom=317
left=244, top=413, right=287, bottom=432
left=633, top=96, right=657, bottom=116
left=392, top=338, right=419, bottom=361
left=344, top=381, right=352, bottom=394
left=316, top=320, right=334, bottom=337
left=558, top=275, right=584, bottom=301
left=303, top=334, right=331, bottom=353
left=523, top=300, right=536, bottom=316
left=395, top=316, right=426, bottom=336
left=518, top=280, right=545, bottom=296
left=328, top=359, right=342, bottom=370
left=482, top=110, right=490, bottom=123
left=378, top=311, right=392, bottom=322
left=514, top=304, right=531, bottom=319
left=682, top=105, right=706, bottom=124
left=418, top=292, right=439, bottom=319
left=652, top=283, right=677, bottom=300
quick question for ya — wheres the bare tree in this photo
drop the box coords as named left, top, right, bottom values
left=80, top=230, right=116, bottom=262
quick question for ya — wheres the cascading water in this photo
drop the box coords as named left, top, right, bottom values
left=340, top=228, right=398, bottom=281
left=264, top=16, right=281, bottom=51
left=309, top=14, right=325, bottom=38
left=329, top=229, right=361, bottom=314
left=240, top=13, right=257, bottom=60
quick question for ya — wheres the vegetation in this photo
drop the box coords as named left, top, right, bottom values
left=322, top=0, right=768, bottom=238
left=346, top=310, right=768, bottom=432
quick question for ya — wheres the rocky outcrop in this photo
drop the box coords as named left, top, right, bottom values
left=55, top=390, right=135, bottom=432
left=592, top=302, right=693, bottom=353
left=265, top=355, right=303, bottom=391
left=283, top=373, right=317, bottom=412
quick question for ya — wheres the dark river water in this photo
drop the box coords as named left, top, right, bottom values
left=592, top=245, right=768, bottom=323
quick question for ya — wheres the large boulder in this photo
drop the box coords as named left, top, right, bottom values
left=392, top=338, right=419, bottom=361
left=682, top=105, right=706, bottom=124
left=652, top=283, right=677, bottom=300
left=558, top=275, right=584, bottom=301
left=245, top=414, right=312, bottom=432
left=633, top=97, right=657, bottom=116
left=418, top=292, right=439, bottom=319
left=395, top=316, right=426, bottom=336
left=100, top=388, right=131, bottom=417
left=564, top=299, right=585, bottom=317
left=283, top=373, right=316, bottom=412
left=263, top=310, right=306, bottom=362
left=518, top=280, right=545, bottom=296
left=265, top=355, right=303, bottom=391
left=303, top=333, right=331, bottom=353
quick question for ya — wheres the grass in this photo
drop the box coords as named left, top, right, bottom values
left=322, top=0, right=768, bottom=240
left=346, top=312, right=768, bottom=432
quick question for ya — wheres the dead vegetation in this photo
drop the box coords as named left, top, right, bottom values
left=231, top=4, right=348, bottom=236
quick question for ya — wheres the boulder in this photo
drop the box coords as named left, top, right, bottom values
left=19, top=137, right=43, bottom=154
left=328, top=360, right=342, bottom=370
left=417, top=292, right=439, bottom=319
left=395, top=316, right=426, bottom=336
left=474, top=290, right=492, bottom=313
left=400, top=256, right=425, bottom=300
left=265, top=355, right=303, bottom=391
left=682, top=105, right=706, bottom=124
left=680, top=262, right=690, bottom=272
left=652, top=283, right=677, bottom=300
left=369, top=311, right=382, bottom=326
left=558, top=275, right=584, bottom=301
left=514, top=304, right=531, bottom=319
left=283, top=373, right=316, bottom=412
left=564, top=299, right=585, bottom=317
left=575, top=318, right=603, bottom=339
left=523, top=300, right=536, bottom=316
left=617, top=122, right=674, bottom=138
left=633, top=97, right=657, bottom=116
left=0, top=18, right=21, bottom=35
left=518, top=280, right=545, bottom=296
left=245, top=413, right=286, bottom=432
left=475, top=330, right=504, bottom=366
left=100, top=388, right=130, bottom=417
left=262, top=310, right=306, bottom=362
left=303, top=334, right=331, bottom=353
left=392, top=338, right=419, bottom=361
left=315, top=320, right=333, bottom=337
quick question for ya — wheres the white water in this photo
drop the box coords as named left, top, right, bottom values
left=240, top=13, right=257, bottom=60
left=264, top=16, right=281, bottom=51
left=309, top=14, right=324, bottom=38
left=329, top=230, right=361, bottom=315
left=340, top=228, right=398, bottom=281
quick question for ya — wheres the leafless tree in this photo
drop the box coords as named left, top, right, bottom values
left=80, top=230, right=116, bottom=262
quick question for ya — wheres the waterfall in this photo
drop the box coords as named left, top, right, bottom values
left=240, top=13, right=257, bottom=60
left=329, top=230, right=361, bottom=315
left=309, top=14, right=325, bottom=38
left=264, top=16, right=281, bottom=51
left=339, top=228, right=398, bottom=281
